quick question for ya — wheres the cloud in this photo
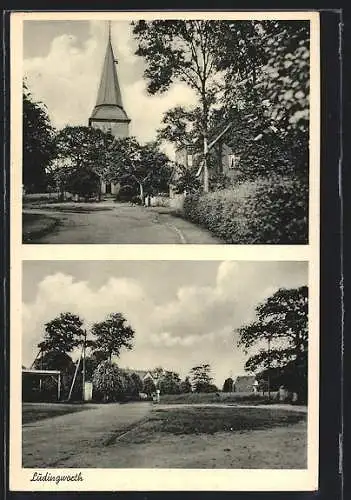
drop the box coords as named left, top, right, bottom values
left=22, top=262, right=307, bottom=385
left=23, top=20, right=198, bottom=159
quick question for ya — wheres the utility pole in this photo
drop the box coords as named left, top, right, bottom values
left=267, top=336, right=271, bottom=399
left=82, top=329, right=87, bottom=401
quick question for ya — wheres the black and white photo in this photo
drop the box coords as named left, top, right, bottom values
left=21, top=260, right=309, bottom=469
left=21, top=16, right=314, bottom=244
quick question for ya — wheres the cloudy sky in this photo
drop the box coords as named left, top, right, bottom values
left=22, top=260, right=308, bottom=386
left=23, top=20, right=198, bottom=159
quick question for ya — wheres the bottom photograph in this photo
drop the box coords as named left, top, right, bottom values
left=21, top=260, right=308, bottom=470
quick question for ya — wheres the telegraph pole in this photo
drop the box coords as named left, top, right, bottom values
left=82, top=329, right=87, bottom=401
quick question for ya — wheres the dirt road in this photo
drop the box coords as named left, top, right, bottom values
left=22, top=402, right=151, bottom=468
left=23, top=202, right=221, bottom=244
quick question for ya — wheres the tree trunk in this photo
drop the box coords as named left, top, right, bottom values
left=203, top=135, right=209, bottom=193
left=139, top=183, right=144, bottom=204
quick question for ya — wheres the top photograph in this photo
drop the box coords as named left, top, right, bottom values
left=20, top=15, right=316, bottom=245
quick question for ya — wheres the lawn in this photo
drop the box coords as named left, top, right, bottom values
left=159, top=391, right=279, bottom=405
left=22, top=403, right=91, bottom=424
left=22, top=212, right=59, bottom=242
left=71, top=405, right=307, bottom=469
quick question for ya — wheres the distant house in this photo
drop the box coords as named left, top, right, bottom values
left=233, top=375, right=257, bottom=393
left=122, top=368, right=159, bottom=387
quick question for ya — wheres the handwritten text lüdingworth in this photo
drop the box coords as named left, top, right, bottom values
left=30, top=472, right=83, bottom=485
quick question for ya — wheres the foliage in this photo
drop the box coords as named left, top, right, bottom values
left=23, top=81, right=56, bottom=192
left=179, top=376, right=192, bottom=393
left=65, top=168, right=101, bottom=199
left=129, top=372, right=143, bottom=396
left=29, top=351, right=76, bottom=400
left=172, top=164, right=201, bottom=194
left=182, top=175, right=308, bottom=244
left=143, top=377, right=156, bottom=396
left=108, top=137, right=171, bottom=202
left=236, top=286, right=308, bottom=400
left=213, top=20, right=309, bottom=182
left=222, top=377, right=234, bottom=392
left=55, top=126, right=114, bottom=176
left=92, top=361, right=126, bottom=402
left=237, top=286, right=308, bottom=369
left=133, top=20, right=227, bottom=191
left=38, top=312, right=85, bottom=354
left=53, top=126, right=114, bottom=198
left=159, top=371, right=181, bottom=394
left=189, top=363, right=214, bottom=393
left=91, top=312, right=135, bottom=362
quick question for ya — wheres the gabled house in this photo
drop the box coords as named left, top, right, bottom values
left=122, top=368, right=159, bottom=386
left=232, top=375, right=258, bottom=393
left=173, top=121, right=241, bottom=193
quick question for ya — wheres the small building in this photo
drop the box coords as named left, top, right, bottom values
left=233, top=375, right=257, bottom=393
left=122, top=369, right=159, bottom=387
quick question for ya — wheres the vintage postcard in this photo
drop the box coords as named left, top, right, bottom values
left=9, top=10, right=320, bottom=493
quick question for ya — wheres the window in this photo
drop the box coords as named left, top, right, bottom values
left=187, top=154, right=193, bottom=167
left=228, top=154, right=240, bottom=169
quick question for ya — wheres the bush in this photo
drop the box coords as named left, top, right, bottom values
left=183, top=175, right=308, bottom=244
left=92, top=361, right=126, bottom=402
left=115, top=184, right=138, bottom=202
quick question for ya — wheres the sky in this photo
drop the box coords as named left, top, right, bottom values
left=22, top=260, right=308, bottom=387
left=23, top=20, right=198, bottom=160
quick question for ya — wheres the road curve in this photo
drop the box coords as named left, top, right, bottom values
left=23, top=202, right=221, bottom=244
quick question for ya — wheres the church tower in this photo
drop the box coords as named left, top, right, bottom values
left=89, top=23, right=130, bottom=194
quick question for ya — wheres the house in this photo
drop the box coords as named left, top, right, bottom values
left=232, top=375, right=258, bottom=393
left=122, top=368, right=159, bottom=387
left=172, top=123, right=241, bottom=195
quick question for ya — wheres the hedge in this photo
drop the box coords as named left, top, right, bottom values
left=183, top=175, right=308, bottom=244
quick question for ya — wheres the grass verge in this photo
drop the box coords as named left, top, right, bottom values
left=134, top=406, right=306, bottom=438
left=22, top=213, right=60, bottom=243
left=22, top=403, right=92, bottom=424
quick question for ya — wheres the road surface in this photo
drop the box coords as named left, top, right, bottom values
left=23, top=201, right=221, bottom=244
left=22, top=402, right=151, bottom=467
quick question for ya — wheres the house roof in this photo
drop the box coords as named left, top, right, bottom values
left=90, top=31, right=130, bottom=123
left=234, top=375, right=256, bottom=384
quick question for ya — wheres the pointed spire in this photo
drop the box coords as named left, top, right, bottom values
left=89, top=21, right=130, bottom=126
left=95, top=24, right=123, bottom=108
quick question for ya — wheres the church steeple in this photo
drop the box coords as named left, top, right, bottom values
left=89, top=22, right=130, bottom=138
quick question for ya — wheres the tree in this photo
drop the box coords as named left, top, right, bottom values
left=172, top=164, right=201, bottom=195
left=38, top=312, right=85, bottom=354
left=159, top=371, right=181, bottom=394
left=133, top=20, right=225, bottom=192
left=23, top=81, right=56, bottom=192
left=143, top=377, right=156, bottom=396
left=179, top=376, right=192, bottom=393
left=222, top=377, right=234, bottom=392
left=92, top=360, right=126, bottom=402
left=31, top=351, right=76, bottom=400
left=130, top=372, right=143, bottom=397
left=213, top=20, right=309, bottom=182
left=236, top=286, right=308, bottom=399
left=91, top=313, right=135, bottom=362
left=108, top=137, right=171, bottom=202
left=55, top=126, right=114, bottom=199
left=189, top=363, right=214, bottom=392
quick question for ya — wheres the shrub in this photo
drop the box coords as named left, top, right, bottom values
left=183, top=175, right=308, bottom=244
left=92, top=361, right=126, bottom=402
